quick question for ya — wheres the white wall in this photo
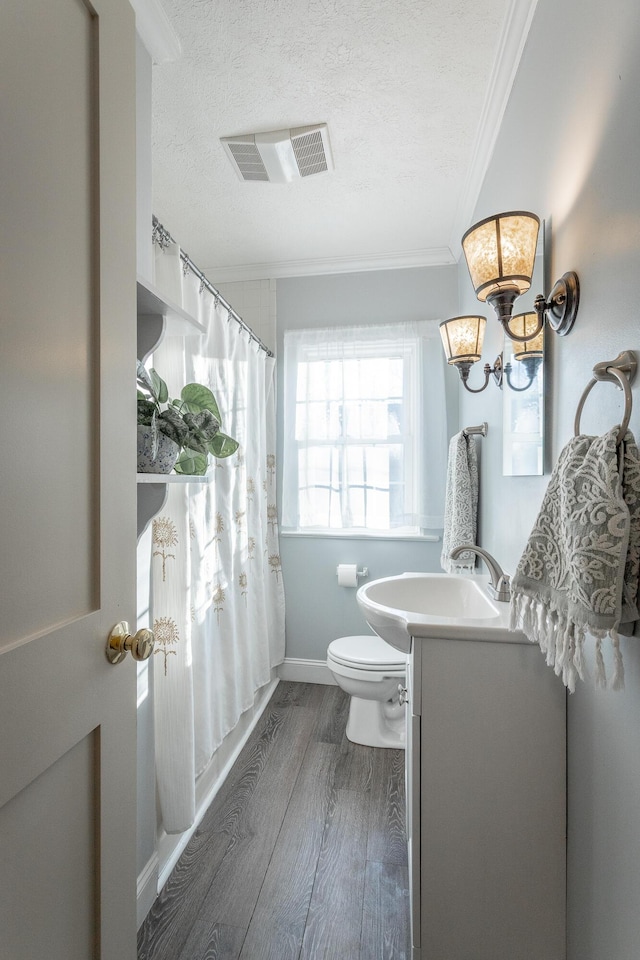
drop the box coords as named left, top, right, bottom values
left=276, top=265, right=459, bottom=662
left=457, top=0, right=640, bottom=956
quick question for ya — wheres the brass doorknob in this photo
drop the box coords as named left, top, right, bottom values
left=106, top=621, right=155, bottom=665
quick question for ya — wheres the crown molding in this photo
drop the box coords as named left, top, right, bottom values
left=448, top=0, right=540, bottom=258
left=205, top=246, right=457, bottom=283
left=130, top=0, right=181, bottom=63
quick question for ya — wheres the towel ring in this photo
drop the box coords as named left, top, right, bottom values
left=574, top=351, right=636, bottom=443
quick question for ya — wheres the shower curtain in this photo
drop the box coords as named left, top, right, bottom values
left=150, top=243, right=285, bottom=833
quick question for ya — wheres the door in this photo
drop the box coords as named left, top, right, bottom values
left=0, top=2, right=138, bottom=958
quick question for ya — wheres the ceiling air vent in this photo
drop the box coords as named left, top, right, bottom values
left=221, top=124, right=333, bottom=183
left=223, top=138, right=269, bottom=182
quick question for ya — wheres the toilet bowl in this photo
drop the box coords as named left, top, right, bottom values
left=327, top=635, right=406, bottom=749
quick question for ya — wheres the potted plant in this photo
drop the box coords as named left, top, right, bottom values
left=137, top=361, right=238, bottom=475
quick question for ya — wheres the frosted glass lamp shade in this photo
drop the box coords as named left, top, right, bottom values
left=462, top=211, right=540, bottom=302
left=510, top=312, right=544, bottom=359
left=439, top=315, right=486, bottom=365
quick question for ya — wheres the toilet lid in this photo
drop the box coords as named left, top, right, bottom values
left=328, top=634, right=405, bottom=669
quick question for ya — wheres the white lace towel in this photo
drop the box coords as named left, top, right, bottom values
left=510, top=427, right=640, bottom=692
left=440, top=431, right=479, bottom=573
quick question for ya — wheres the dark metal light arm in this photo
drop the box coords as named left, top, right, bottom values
left=489, top=271, right=580, bottom=342
left=504, top=356, right=541, bottom=392
left=457, top=354, right=503, bottom=393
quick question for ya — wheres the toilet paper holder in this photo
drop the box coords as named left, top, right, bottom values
left=336, top=564, right=369, bottom=586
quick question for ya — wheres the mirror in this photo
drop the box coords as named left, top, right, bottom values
left=502, top=245, right=544, bottom=476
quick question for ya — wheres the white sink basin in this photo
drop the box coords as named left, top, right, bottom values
left=357, top=572, right=517, bottom=653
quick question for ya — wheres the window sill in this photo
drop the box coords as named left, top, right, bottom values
left=280, top=530, right=441, bottom=543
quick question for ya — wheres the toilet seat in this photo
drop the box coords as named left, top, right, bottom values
left=327, top=635, right=405, bottom=673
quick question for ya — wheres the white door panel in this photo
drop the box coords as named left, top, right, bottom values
left=1, top=0, right=96, bottom=648
left=0, top=735, right=97, bottom=960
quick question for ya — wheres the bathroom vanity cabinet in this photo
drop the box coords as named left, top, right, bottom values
left=405, top=634, right=566, bottom=960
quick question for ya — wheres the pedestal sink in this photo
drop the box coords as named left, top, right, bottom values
left=357, top=571, right=517, bottom=653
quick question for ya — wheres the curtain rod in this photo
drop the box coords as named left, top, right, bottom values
left=151, top=216, right=274, bottom=357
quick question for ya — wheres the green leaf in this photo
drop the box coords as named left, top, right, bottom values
left=150, top=368, right=169, bottom=404
left=136, top=362, right=169, bottom=404
left=174, top=450, right=208, bottom=475
left=208, top=433, right=239, bottom=459
left=158, top=407, right=189, bottom=447
left=180, top=383, right=221, bottom=420
left=184, top=410, right=220, bottom=441
left=136, top=361, right=155, bottom=393
left=183, top=433, right=208, bottom=455
left=137, top=398, right=156, bottom=425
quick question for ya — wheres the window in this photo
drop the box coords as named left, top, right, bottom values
left=282, top=321, right=447, bottom=536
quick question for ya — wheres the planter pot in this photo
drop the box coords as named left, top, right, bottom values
left=137, top=425, right=180, bottom=474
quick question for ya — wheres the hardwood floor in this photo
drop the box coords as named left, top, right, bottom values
left=138, top=681, right=410, bottom=960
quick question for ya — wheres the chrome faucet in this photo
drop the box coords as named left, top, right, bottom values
left=449, top=544, right=511, bottom=602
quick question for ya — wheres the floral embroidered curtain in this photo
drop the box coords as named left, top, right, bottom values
left=150, top=243, right=285, bottom=833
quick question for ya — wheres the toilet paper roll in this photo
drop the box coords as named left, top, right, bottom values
left=337, top=564, right=359, bottom=587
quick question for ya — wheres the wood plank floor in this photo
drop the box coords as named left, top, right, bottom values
left=138, top=681, right=410, bottom=960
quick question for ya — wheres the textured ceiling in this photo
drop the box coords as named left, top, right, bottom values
left=151, top=0, right=522, bottom=279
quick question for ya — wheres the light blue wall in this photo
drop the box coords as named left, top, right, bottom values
left=456, top=0, right=640, bottom=956
left=276, top=266, right=459, bottom=661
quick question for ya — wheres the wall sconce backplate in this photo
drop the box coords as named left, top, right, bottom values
left=545, top=271, right=579, bottom=336
left=492, top=352, right=504, bottom=387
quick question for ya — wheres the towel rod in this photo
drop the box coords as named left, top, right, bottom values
left=574, top=350, right=637, bottom=443
left=463, top=422, right=488, bottom=437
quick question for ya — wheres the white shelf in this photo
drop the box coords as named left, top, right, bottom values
left=137, top=468, right=215, bottom=484
left=137, top=276, right=206, bottom=336
left=136, top=279, right=214, bottom=535
left=137, top=276, right=207, bottom=363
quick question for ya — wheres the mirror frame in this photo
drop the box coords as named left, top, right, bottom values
left=502, top=235, right=545, bottom=476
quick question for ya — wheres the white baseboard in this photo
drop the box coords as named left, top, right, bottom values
left=277, top=657, right=336, bottom=685
left=136, top=853, right=159, bottom=930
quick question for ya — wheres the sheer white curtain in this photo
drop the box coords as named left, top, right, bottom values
left=150, top=245, right=285, bottom=833
left=282, top=320, right=447, bottom=535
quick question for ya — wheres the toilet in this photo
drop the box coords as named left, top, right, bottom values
left=327, top=634, right=406, bottom=749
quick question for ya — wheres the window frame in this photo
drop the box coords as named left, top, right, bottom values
left=282, top=326, right=424, bottom=537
